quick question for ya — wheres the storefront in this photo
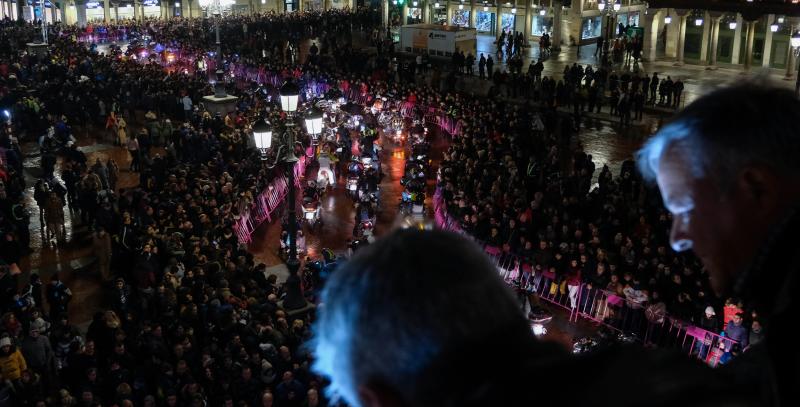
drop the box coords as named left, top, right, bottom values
left=143, top=0, right=161, bottom=17
left=432, top=5, right=446, bottom=24
left=581, top=15, right=602, bottom=41
left=305, top=0, right=322, bottom=10
left=284, top=0, right=298, bottom=12
left=683, top=15, right=705, bottom=61
left=617, top=11, right=639, bottom=27
left=475, top=10, right=495, bottom=34
left=451, top=8, right=469, bottom=27
left=28, top=0, right=61, bottom=22
left=768, top=24, right=791, bottom=69
left=86, top=1, right=105, bottom=21
left=115, top=2, right=135, bottom=19
left=531, top=14, right=552, bottom=36
left=406, top=7, right=422, bottom=24
left=500, top=13, right=514, bottom=34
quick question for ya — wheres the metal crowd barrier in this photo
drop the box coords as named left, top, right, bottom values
left=431, top=186, right=739, bottom=364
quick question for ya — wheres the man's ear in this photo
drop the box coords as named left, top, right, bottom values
left=358, top=382, right=407, bottom=407
left=738, top=166, right=779, bottom=209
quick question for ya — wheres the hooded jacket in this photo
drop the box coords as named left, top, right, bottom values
left=0, top=345, right=27, bottom=381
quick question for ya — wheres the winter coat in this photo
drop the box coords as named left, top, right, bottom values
left=0, top=346, right=27, bottom=380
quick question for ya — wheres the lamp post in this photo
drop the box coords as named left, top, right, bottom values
left=598, top=0, right=619, bottom=66
left=304, top=105, right=324, bottom=152
left=251, top=81, right=307, bottom=310
left=199, top=0, right=229, bottom=97
left=792, top=31, right=800, bottom=95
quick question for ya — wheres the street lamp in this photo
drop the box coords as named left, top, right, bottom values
left=249, top=81, right=306, bottom=309
left=304, top=105, right=324, bottom=146
left=281, top=81, right=305, bottom=309
left=252, top=119, right=273, bottom=159
left=598, top=0, right=619, bottom=66
left=280, top=81, right=300, bottom=113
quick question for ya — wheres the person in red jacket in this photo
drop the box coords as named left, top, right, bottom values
left=566, top=258, right=582, bottom=309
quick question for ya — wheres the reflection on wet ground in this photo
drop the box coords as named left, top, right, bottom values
left=20, top=33, right=655, bottom=344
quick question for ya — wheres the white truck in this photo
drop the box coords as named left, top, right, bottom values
left=399, top=23, right=477, bottom=58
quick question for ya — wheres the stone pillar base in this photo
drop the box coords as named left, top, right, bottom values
left=201, top=94, right=240, bottom=116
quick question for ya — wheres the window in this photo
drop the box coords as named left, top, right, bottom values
left=531, top=15, right=552, bottom=36
left=581, top=16, right=602, bottom=39
left=407, top=7, right=422, bottom=24
left=476, top=11, right=494, bottom=33
left=452, top=9, right=470, bottom=27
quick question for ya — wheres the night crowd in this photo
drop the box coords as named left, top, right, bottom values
left=0, top=8, right=744, bottom=407
left=435, top=85, right=754, bottom=358
left=0, top=9, right=384, bottom=407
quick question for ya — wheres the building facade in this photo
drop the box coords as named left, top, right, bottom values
left=2, top=0, right=798, bottom=76
left=0, top=0, right=358, bottom=25
left=378, top=0, right=799, bottom=75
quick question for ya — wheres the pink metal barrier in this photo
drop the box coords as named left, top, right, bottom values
left=233, top=155, right=306, bottom=244
left=431, top=186, right=740, bottom=364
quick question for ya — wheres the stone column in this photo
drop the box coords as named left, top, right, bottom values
left=470, top=0, right=476, bottom=28
left=744, top=21, right=755, bottom=71
left=551, top=0, right=562, bottom=50
left=785, top=42, right=796, bottom=79
left=706, top=13, right=721, bottom=69
left=641, top=8, right=659, bottom=62
left=59, top=1, right=67, bottom=23
left=495, top=5, right=502, bottom=39
left=673, top=15, right=687, bottom=65
left=113, top=2, right=119, bottom=21
left=523, top=6, right=530, bottom=41
left=422, top=2, right=429, bottom=23
left=446, top=4, right=452, bottom=25
left=762, top=14, right=775, bottom=68
left=731, top=14, right=742, bottom=64
left=76, top=0, right=87, bottom=26
left=699, top=11, right=710, bottom=62
left=103, top=0, right=110, bottom=22
left=785, top=21, right=797, bottom=79
left=382, top=0, right=388, bottom=27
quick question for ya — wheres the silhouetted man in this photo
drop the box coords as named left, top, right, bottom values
left=638, top=80, right=800, bottom=406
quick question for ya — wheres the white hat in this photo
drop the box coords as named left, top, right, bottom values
left=0, top=337, right=11, bottom=347
left=705, top=306, right=716, bottom=316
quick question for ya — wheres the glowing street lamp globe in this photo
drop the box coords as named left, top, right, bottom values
left=280, top=81, right=300, bottom=113
left=598, top=1, right=605, bottom=11
left=304, top=106, right=324, bottom=137
left=252, top=119, right=273, bottom=154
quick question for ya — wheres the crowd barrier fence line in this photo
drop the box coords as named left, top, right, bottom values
left=432, top=186, right=739, bottom=362
left=232, top=71, right=464, bottom=245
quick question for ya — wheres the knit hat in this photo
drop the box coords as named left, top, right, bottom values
left=0, top=337, right=11, bottom=347
left=30, top=318, right=48, bottom=333
left=705, top=306, right=716, bottom=316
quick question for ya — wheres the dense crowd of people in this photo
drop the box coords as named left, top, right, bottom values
left=0, top=9, right=388, bottom=406
left=435, top=79, right=753, bottom=360
left=0, top=7, right=757, bottom=407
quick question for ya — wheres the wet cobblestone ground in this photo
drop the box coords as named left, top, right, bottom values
left=15, top=31, right=720, bottom=344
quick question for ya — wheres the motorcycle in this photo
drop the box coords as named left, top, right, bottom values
left=302, top=196, right=322, bottom=228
